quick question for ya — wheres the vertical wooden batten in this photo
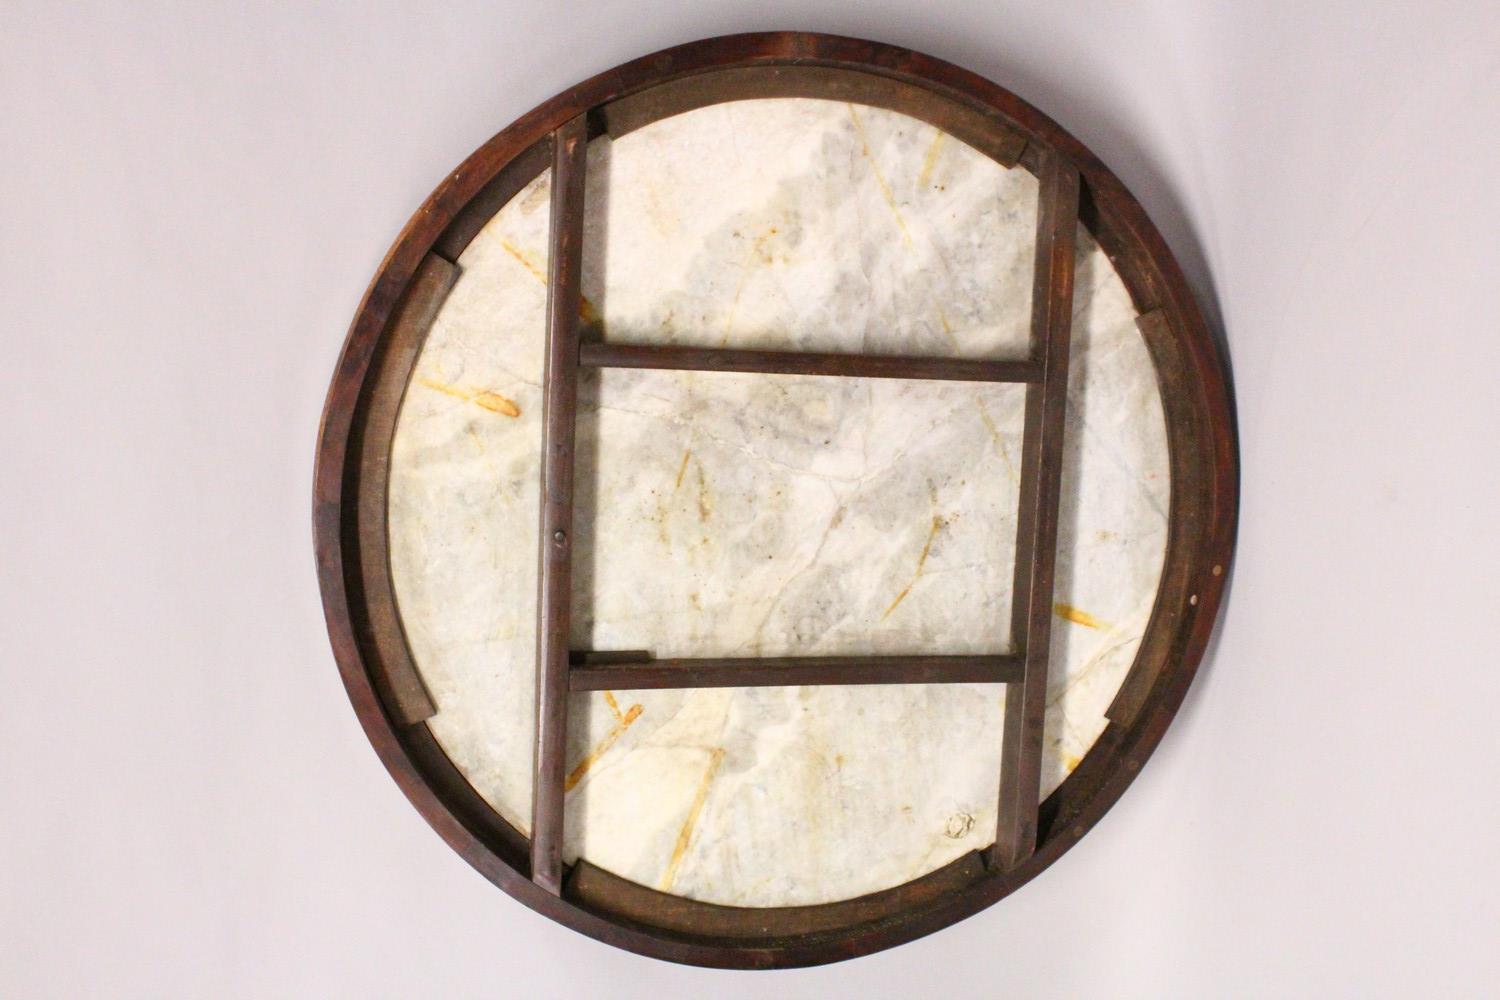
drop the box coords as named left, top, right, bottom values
left=993, top=154, right=1081, bottom=870
left=530, top=115, right=590, bottom=895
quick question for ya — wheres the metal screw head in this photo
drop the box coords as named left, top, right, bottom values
left=553, top=530, right=566, bottom=545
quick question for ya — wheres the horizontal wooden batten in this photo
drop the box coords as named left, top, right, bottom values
left=568, top=653, right=1023, bottom=691
left=579, top=342, right=1041, bottom=383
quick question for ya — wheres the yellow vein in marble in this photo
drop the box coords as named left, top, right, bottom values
left=500, top=238, right=547, bottom=284
left=718, top=224, right=784, bottom=347
left=499, top=238, right=599, bottom=324
left=882, top=515, right=944, bottom=619
left=565, top=700, right=643, bottom=792
left=417, top=378, right=521, bottom=417
left=847, top=104, right=914, bottom=250
left=720, top=271, right=748, bottom=347
left=1053, top=603, right=1111, bottom=630
left=660, top=747, right=725, bottom=892
left=918, top=130, right=946, bottom=187
left=976, top=398, right=1018, bottom=484
left=695, top=463, right=712, bottom=523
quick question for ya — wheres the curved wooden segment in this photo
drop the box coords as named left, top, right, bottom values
left=567, top=851, right=989, bottom=940
left=994, top=153, right=1081, bottom=869
left=432, top=137, right=552, bottom=264
left=353, top=253, right=457, bottom=725
left=1104, top=309, right=1213, bottom=726
left=596, top=64, right=1028, bottom=168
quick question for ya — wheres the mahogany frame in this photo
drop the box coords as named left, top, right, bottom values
left=314, top=32, right=1238, bottom=968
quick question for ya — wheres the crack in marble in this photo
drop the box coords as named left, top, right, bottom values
left=1047, top=627, right=1145, bottom=711
left=741, top=488, right=846, bottom=652
left=1066, top=398, right=1171, bottom=523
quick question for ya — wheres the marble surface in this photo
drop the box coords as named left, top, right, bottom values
left=387, top=99, right=1170, bottom=907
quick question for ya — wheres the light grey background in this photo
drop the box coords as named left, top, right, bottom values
left=3, top=2, right=1498, bottom=997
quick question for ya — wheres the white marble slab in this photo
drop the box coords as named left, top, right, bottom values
left=387, top=99, right=1169, bottom=907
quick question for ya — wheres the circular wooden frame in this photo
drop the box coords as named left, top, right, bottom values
left=314, top=32, right=1238, bottom=968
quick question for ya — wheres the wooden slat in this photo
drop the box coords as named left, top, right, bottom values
left=580, top=342, right=1040, bottom=384
left=993, top=153, right=1080, bottom=870
left=598, top=65, right=1029, bottom=168
left=1105, top=309, right=1209, bottom=726
left=568, top=654, right=1023, bottom=691
left=530, top=115, right=590, bottom=896
left=357, top=253, right=457, bottom=725
left=567, top=850, right=989, bottom=939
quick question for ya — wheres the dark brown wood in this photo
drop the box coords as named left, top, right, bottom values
left=1105, top=309, right=1213, bottom=726
left=530, top=115, right=590, bottom=896
left=568, top=850, right=988, bottom=939
left=580, top=341, right=1040, bottom=383
left=569, top=654, right=1022, bottom=691
left=432, top=137, right=551, bottom=263
left=314, top=32, right=1239, bottom=969
left=993, top=153, right=1080, bottom=870
left=353, top=253, right=457, bottom=724
left=598, top=64, right=1028, bottom=168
